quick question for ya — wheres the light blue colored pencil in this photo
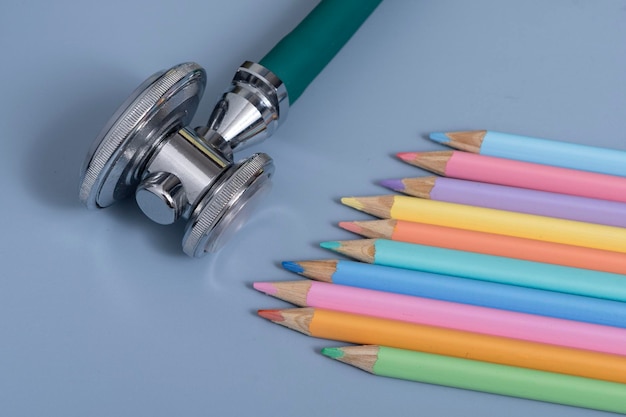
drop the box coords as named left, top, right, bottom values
left=282, top=259, right=626, bottom=328
left=430, top=130, right=626, bottom=177
left=319, top=238, right=626, bottom=303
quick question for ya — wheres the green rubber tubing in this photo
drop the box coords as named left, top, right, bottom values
left=259, top=0, right=382, bottom=103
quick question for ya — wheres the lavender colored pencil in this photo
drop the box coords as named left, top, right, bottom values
left=380, top=176, right=626, bottom=227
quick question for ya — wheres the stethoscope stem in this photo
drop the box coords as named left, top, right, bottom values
left=260, top=0, right=383, bottom=103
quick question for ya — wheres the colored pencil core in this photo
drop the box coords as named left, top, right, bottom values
left=379, top=179, right=405, bottom=192
left=257, top=309, right=284, bottom=322
left=320, top=241, right=341, bottom=250
left=428, top=132, right=450, bottom=143
left=252, top=282, right=278, bottom=296
left=321, top=347, right=344, bottom=359
left=396, top=152, right=415, bottom=162
left=340, top=197, right=364, bottom=210
left=281, top=261, right=304, bottom=274
left=338, top=221, right=363, bottom=234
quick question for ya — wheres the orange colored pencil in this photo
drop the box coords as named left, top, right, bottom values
left=339, top=219, right=626, bottom=275
left=257, top=308, right=626, bottom=384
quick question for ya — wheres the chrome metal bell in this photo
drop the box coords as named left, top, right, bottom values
left=79, top=61, right=288, bottom=257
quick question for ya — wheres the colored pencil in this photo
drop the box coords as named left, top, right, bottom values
left=340, top=195, right=626, bottom=254
left=337, top=219, right=626, bottom=275
left=429, top=130, right=626, bottom=178
left=319, top=239, right=626, bottom=302
left=257, top=307, right=626, bottom=384
left=379, top=176, right=626, bottom=227
left=254, top=280, right=626, bottom=355
left=396, top=150, right=626, bottom=203
left=281, top=260, right=626, bottom=328
left=322, top=345, right=626, bottom=414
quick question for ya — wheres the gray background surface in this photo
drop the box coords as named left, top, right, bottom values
left=1, top=1, right=625, bottom=416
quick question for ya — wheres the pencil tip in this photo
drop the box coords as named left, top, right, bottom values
left=253, top=282, right=277, bottom=295
left=338, top=221, right=362, bottom=234
left=379, top=178, right=405, bottom=192
left=429, top=132, right=450, bottom=144
left=340, top=197, right=363, bottom=210
left=396, top=152, right=416, bottom=162
left=281, top=261, right=304, bottom=274
left=321, top=347, right=344, bottom=359
left=257, top=309, right=284, bottom=322
left=320, top=241, right=341, bottom=251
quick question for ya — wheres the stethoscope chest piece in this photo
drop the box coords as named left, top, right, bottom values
left=78, top=0, right=381, bottom=258
left=79, top=62, right=277, bottom=257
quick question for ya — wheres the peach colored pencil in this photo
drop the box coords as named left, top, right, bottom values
left=340, top=195, right=626, bottom=254
left=258, top=308, right=626, bottom=384
left=339, top=219, right=626, bottom=275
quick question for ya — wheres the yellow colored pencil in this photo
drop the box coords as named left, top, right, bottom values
left=341, top=195, right=626, bottom=254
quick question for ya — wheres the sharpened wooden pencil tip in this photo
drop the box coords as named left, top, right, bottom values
left=396, top=152, right=417, bottom=162
left=320, top=239, right=376, bottom=263
left=397, top=151, right=451, bottom=175
left=253, top=282, right=278, bottom=296
left=339, top=220, right=395, bottom=239
left=288, top=260, right=338, bottom=282
left=379, top=178, right=405, bottom=192
left=429, top=132, right=451, bottom=144
left=399, top=176, right=436, bottom=199
left=339, top=196, right=394, bottom=219
left=322, top=345, right=379, bottom=373
left=338, top=221, right=363, bottom=235
left=282, top=261, right=304, bottom=274
left=257, top=309, right=284, bottom=322
left=321, top=347, right=344, bottom=359
left=341, top=197, right=364, bottom=211
left=320, top=241, right=341, bottom=250
left=443, top=130, right=486, bottom=153
left=258, top=308, right=314, bottom=335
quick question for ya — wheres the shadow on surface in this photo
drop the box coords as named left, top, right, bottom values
left=22, top=66, right=136, bottom=210
left=21, top=65, right=191, bottom=256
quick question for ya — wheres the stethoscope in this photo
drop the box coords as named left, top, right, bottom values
left=78, top=0, right=381, bottom=257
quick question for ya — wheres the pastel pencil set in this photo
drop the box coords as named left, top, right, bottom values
left=254, top=131, right=626, bottom=414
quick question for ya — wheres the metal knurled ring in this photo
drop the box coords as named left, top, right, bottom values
left=79, top=62, right=204, bottom=207
left=183, top=153, right=272, bottom=257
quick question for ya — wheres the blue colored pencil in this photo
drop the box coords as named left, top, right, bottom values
left=430, top=130, right=626, bottom=177
left=318, top=238, right=626, bottom=303
left=282, top=259, right=626, bottom=328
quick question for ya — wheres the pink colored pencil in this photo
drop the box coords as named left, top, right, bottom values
left=397, top=151, right=626, bottom=203
left=253, top=280, right=626, bottom=357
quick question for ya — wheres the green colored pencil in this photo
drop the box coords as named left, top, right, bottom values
left=322, top=345, right=626, bottom=414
